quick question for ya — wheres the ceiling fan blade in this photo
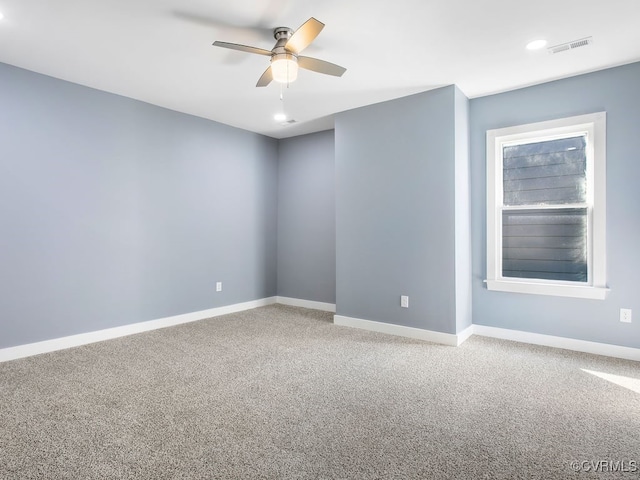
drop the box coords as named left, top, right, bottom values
left=174, top=11, right=274, bottom=39
left=212, top=41, right=272, bottom=56
left=284, top=17, right=324, bottom=54
left=297, top=56, right=346, bottom=77
left=256, top=66, right=273, bottom=87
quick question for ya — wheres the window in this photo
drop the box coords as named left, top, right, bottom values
left=486, top=112, right=607, bottom=299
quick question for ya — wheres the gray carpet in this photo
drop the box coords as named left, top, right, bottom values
left=1, top=304, right=639, bottom=479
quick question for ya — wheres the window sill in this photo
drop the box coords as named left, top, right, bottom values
left=485, top=279, right=609, bottom=300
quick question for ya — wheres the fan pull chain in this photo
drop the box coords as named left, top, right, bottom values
left=281, top=84, right=287, bottom=113
left=277, top=83, right=286, bottom=121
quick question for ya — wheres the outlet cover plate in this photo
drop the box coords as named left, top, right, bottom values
left=620, top=308, right=632, bottom=323
left=401, top=295, right=409, bottom=308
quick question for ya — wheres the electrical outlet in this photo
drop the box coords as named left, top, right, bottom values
left=401, top=295, right=409, bottom=308
left=216, top=282, right=223, bottom=292
left=620, top=308, right=632, bottom=323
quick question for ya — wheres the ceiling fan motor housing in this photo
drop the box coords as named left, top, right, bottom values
left=272, top=27, right=295, bottom=55
left=274, top=27, right=294, bottom=41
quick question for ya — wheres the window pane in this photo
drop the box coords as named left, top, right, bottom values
left=503, top=136, right=586, bottom=206
left=502, top=208, right=587, bottom=282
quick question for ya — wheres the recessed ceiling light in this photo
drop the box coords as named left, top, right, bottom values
left=0, top=12, right=4, bottom=20
left=526, top=39, right=548, bottom=51
left=274, top=113, right=287, bottom=122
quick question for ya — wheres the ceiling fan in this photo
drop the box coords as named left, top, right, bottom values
left=212, top=17, right=346, bottom=87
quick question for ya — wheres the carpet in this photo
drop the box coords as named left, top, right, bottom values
left=1, top=304, right=639, bottom=479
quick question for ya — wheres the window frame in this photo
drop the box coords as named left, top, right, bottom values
left=486, top=112, right=608, bottom=299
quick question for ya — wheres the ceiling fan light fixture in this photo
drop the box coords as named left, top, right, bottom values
left=271, top=53, right=298, bottom=84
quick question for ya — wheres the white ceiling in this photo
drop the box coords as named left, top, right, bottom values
left=0, top=0, right=639, bottom=139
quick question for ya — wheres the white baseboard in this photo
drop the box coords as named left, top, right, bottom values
left=332, top=315, right=640, bottom=361
left=473, top=325, right=640, bottom=362
left=4, top=298, right=637, bottom=364
left=456, top=324, right=475, bottom=346
left=333, top=314, right=462, bottom=347
left=276, top=296, right=336, bottom=313
left=0, top=297, right=277, bottom=363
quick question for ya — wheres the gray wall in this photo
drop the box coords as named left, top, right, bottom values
left=335, top=86, right=465, bottom=334
left=454, top=87, right=472, bottom=333
left=470, top=61, right=640, bottom=348
left=277, top=130, right=336, bottom=304
left=3, top=56, right=638, bottom=352
left=0, top=63, right=278, bottom=349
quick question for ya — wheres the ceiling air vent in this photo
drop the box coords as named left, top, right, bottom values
left=280, top=119, right=297, bottom=126
left=548, top=37, right=593, bottom=54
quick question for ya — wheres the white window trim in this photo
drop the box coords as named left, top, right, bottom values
left=486, top=112, right=608, bottom=299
